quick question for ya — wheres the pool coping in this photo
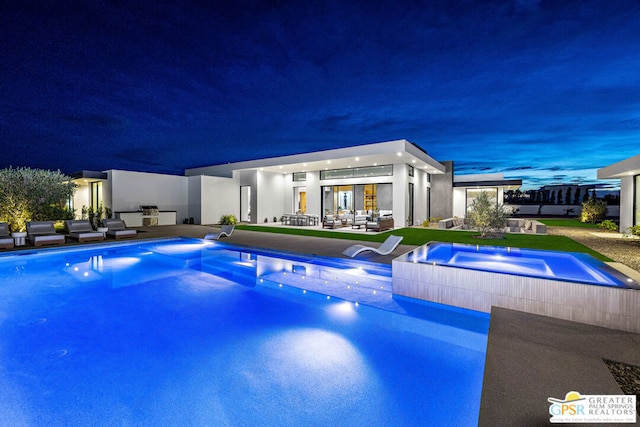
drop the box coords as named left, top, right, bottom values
left=479, top=307, right=640, bottom=425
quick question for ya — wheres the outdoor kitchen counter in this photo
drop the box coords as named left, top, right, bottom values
left=115, top=211, right=177, bottom=226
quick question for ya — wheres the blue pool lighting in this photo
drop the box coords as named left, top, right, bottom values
left=0, top=238, right=489, bottom=425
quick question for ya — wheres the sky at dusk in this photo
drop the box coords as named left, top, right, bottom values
left=1, top=0, right=639, bottom=190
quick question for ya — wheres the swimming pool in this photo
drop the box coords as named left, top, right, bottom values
left=0, top=238, right=488, bottom=425
left=408, top=242, right=638, bottom=288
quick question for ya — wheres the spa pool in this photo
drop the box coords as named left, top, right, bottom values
left=0, top=238, right=488, bottom=426
left=408, top=242, right=638, bottom=289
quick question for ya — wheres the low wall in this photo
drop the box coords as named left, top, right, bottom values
left=392, top=249, right=640, bottom=333
left=508, top=204, right=620, bottom=218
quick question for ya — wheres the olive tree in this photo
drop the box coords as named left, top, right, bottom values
left=0, top=167, right=76, bottom=232
left=466, top=191, right=511, bottom=238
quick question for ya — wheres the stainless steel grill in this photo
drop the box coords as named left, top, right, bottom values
left=141, top=205, right=159, bottom=226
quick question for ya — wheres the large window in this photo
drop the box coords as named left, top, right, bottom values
left=466, top=188, right=498, bottom=213
left=320, top=165, right=393, bottom=180
left=322, top=183, right=392, bottom=215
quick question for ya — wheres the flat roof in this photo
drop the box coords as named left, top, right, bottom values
left=597, top=153, right=640, bottom=179
left=184, top=139, right=446, bottom=178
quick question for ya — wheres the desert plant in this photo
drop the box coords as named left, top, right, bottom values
left=219, top=214, right=237, bottom=225
left=0, top=167, right=76, bottom=231
left=580, top=198, right=607, bottom=224
left=625, top=225, right=640, bottom=238
left=466, top=191, right=511, bottom=238
left=598, top=220, right=617, bottom=232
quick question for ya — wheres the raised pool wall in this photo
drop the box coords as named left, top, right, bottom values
left=392, top=250, right=640, bottom=334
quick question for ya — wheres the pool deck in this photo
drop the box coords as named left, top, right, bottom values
left=3, top=224, right=639, bottom=424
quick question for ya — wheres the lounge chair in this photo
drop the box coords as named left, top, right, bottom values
left=65, top=220, right=105, bottom=243
left=26, top=221, right=66, bottom=247
left=102, top=218, right=137, bottom=239
left=0, top=222, right=14, bottom=250
left=342, top=235, right=403, bottom=258
left=322, top=215, right=341, bottom=229
left=204, top=225, right=234, bottom=240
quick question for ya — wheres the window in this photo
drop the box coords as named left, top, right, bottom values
left=320, top=164, right=393, bottom=180
left=466, top=188, right=498, bottom=213
left=292, top=172, right=306, bottom=182
left=408, top=165, right=414, bottom=177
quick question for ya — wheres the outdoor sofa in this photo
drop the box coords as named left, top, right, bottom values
left=26, top=221, right=66, bottom=247
left=102, top=218, right=137, bottom=239
left=0, top=222, right=14, bottom=250
left=65, top=220, right=105, bottom=243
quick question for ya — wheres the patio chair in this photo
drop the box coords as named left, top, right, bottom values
left=0, top=222, right=14, bottom=250
left=102, top=218, right=137, bottom=239
left=26, top=221, right=66, bottom=247
left=65, top=220, right=105, bottom=243
left=322, top=215, right=341, bottom=229
left=342, top=235, right=403, bottom=258
left=204, top=224, right=234, bottom=240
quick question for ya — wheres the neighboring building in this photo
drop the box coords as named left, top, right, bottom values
left=598, top=154, right=640, bottom=233
left=71, top=139, right=522, bottom=227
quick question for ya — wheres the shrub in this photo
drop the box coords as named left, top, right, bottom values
left=219, top=214, right=237, bottom=225
left=626, top=225, right=640, bottom=238
left=598, top=220, right=618, bottom=232
left=580, top=198, right=607, bottom=223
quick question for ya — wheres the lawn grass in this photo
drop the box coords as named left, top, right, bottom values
left=236, top=225, right=611, bottom=261
left=538, top=219, right=599, bottom=228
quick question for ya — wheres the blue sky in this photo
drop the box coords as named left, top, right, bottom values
left=1, top=0, right=638, bottom=190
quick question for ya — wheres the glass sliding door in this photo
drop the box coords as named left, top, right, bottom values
left=240, top=185, right=251, bottom=222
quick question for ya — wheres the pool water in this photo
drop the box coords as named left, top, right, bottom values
left=0, top=238, right=488, bottom=426
left=409, top=242, right=638, bottom=288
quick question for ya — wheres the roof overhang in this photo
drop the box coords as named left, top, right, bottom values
left=453, top=179, right=522, bottom=191
left=70, top=170, right=108, bottom=181
left=597, top=154, right=640, bottom=179
left=185, top=139, right=446, bottom=178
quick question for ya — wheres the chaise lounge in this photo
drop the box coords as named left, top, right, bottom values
left=26, top=221, right=66, bottom=247
left=102, top=218, right=137, bottom=239
left=0, top=222, right=15, bottom=250
left=65, top=220, right=105, bottom=243
left=342, top=235, right=404, bottom=258
left=204, top=225, right=234, bottom=240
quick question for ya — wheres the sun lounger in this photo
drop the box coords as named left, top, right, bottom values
left=102, top=218, right=137, bottom=239
left=0, top=222, right=14, bottom=250
left=65, top=220, right=105, bottom=243
left=26, top=221, right=66, bottom=247
left=342, top=235, right=403, bottom=258
left=204, top=225, right=234, bottom=240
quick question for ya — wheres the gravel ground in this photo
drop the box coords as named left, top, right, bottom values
left=549, top=226, right=640, bottom=272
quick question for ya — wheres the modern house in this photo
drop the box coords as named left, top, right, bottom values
left=598, top=153, right=640, bottom=233
left=71, top=139, right=521, bottom=227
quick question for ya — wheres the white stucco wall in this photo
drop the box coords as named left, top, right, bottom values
left=256, top=171, right=285, bottom=224
left=193, top=175, right=239, bottom=225
left=72, top=185, right=91, bottom=218
left=108, top=170, right=188, bottom=223
left=619, top=175, right=634, bottom=232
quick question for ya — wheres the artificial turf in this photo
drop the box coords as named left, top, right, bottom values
left=236, top=224, right=611, bottom=261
